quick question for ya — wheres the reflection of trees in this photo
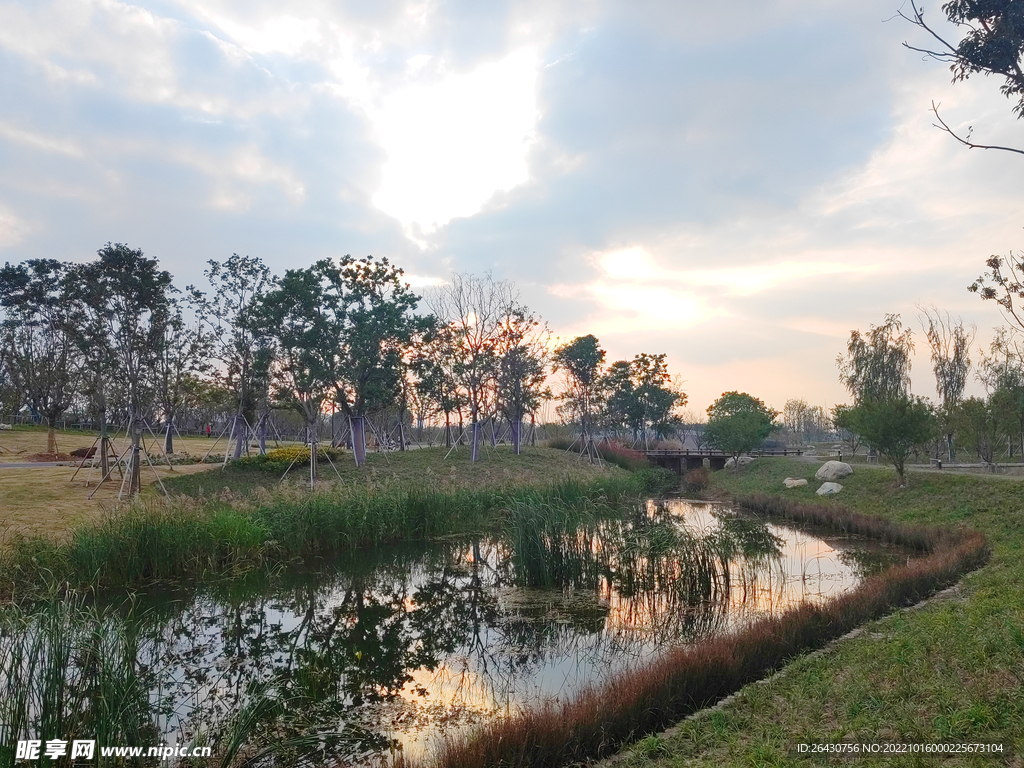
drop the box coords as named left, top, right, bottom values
left=39, top=501, right=857, bottom=766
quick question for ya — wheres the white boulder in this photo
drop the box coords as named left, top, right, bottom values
left=725, top=456, right=756, bottom=469
left=783, top=477, right=808, bottom=488
left=815, top=461, right=853, bottom=482
left=816, top=482, right=843, bottom=496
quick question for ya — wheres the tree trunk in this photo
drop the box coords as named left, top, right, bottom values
left=530, top=414, right=537, bottom=447
left=351, top=415, right=367, bottom=467
left=511, top=417, right=521, bottom=455
left=98, top=410, right=110, bottom=480
left=164, top=417, right=174, bottom=455
left=308, top=418, right=319, bottom=485
left=444, top=413, right=451, bottom=448
left=470, top=419, right=480, bottom=463
left=129, top=420, right=143, bottom=495
left=46, top=418, right=57, bottom=454
left=259, top=413, right=268, bottom=454
left=233, top=412, right=245, bottom=459
left=398, top=416, right=407, bottom=452
left=489, top=416, right=498, bottom=447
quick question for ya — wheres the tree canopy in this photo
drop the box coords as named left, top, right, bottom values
left=703, top=391, right=779, bottom=459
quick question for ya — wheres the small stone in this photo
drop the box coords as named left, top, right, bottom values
left=783, top=477, right=808, bottom=488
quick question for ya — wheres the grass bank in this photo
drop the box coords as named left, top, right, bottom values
left=400, top=465, right=990, bottom=768
left=0, top=455, right=674, bottom=598
left=603, top=459, right=1024, bottom=767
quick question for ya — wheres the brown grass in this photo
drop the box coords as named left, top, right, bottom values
left=402, top=497, right=989, bottom=768
left=0, top=463, right=214, bottom=542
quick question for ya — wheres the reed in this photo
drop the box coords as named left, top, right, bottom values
left=0, top=595, right=159, bottom=768
left=0, top=473, right=667, bottom=598
left=401, top=496, right=989, bottom=768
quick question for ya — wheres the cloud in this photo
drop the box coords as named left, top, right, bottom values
left=370, top=48, right=540, bottom=236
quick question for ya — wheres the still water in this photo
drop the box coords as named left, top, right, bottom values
left=101, top=499, right=906, bottom=765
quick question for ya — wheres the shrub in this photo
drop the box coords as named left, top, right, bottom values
left=233, top=446, right=347, bottom=474
left=684, top=467, right=710, bottom=494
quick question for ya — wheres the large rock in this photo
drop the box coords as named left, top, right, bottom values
left=816, top=482, right=843, bottom=496
left=724, top=456, right=757, bottom=469
left=783, top=477, right=808, bottom=488
left=815, top=460, right=853, bottom=482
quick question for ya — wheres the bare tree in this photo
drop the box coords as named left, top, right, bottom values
left=919, top=306, right=975, bottom=460
left=428, top=273, right=518, bottom=462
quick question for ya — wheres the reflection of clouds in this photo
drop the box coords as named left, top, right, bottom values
left=95, top=503, right=899, bottom=765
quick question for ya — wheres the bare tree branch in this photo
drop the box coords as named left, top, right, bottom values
left=930, top=101, right=1024, bottom=156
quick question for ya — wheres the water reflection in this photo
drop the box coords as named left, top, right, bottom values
left=3, top=501, right=907, bottom=766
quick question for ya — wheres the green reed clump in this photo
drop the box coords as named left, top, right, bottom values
left=0, top=472, right=666, bottom=598
left=0, top=595, right=159, bottom=767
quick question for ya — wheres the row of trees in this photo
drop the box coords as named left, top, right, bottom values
left=0, top=246, right=692, bottom=489
left=831, top=309, right=1024, bottom=486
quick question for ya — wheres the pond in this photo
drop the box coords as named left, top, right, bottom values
left=1, top=500, right=909, bottom=766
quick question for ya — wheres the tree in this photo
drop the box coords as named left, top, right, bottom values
left=189, top=254, right=274, bottom=460
left=329, top=256, right=425, bottom=466
left=602, top=353, right=684, bottom=446
left=152, top=303, right=211, bottom=455
left=411, top=321, right=466, bottom=447
left=703, top=392, right=779, bottom=461
left=832, top=403, right=862, bottom=457
left=79, top=243, right=174, bottom=495
left=253, top=261, right=344, bottom=484
left=837, top=314, right=915, bottom=404
left=955, top=395, right=1000, bottom=467
left=0, top=259, right=81, bottom=454
left=919, top=307, right=975, bottom=460
left=494, top=306, right=549, bottom=454
left=428, top=273, right=520, bottom=462
left=845, top=396, right=937, bottom=487
left=900, top=0, right=1024, bottom=155
left=552, top=334, right=606, bottom=460
left=977, top=327, right=1024, bottom=455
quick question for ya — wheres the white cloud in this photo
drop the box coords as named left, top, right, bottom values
left=371, top=48, right=540, bottom=236
left=0, top=206, right=32, bottom=249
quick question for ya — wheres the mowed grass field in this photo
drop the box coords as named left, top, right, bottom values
left=608, top=459, right=1024, bottom=768
left=0, top=425, right=615, bottom=542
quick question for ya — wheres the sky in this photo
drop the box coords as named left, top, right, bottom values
left=0, top=0, right=1021, bottom=414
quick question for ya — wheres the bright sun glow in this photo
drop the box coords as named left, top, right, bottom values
left=371, top=49, right=539, bottom=237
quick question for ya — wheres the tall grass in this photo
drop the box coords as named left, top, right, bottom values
left=400, top=496, right=989, bottom=768
left=0, top=595, right=159, bottom=767
left=545, top=438, right=653, bottom=472
left=0, top=472, right=671, bottom=598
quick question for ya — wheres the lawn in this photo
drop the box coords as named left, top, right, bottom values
left=607, top=459, right=1024, bottom=767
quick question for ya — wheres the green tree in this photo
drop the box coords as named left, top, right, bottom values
left=919, top=307, right=974, bottom=460
left=254, top=261, right=344, bottom=483
left=845, top=397, right=937, bottom=487
left=0, top=259, right=82, bottom=454
left=411, top=320, right=466, bottom=447
left=329, top=256, right=425, bottom=465
left=602, top=353, right=685, bottom=446
left=552, top=334, right=606, bottom=460
left=79, top=244, right=174, bottom=495
left=703, top=392, right=779, bottom=461
left=955, top=395, right=1000, bottom=467
left=901, top=0, right=1024, bottom=155
left=189, top=254, right=274, bottom=459
left=494, top=306, right=549, bottom=454
left=837, top=314, right=914, bottom=404
left=832, top=403, right=862, bottom=457
left=152, top=304, right=211, bottom=455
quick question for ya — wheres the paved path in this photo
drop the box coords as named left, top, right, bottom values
left=0, top=461, right=72, bottom=468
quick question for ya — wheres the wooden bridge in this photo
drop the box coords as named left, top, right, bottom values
left=640, top=449, right=804, bottom=473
